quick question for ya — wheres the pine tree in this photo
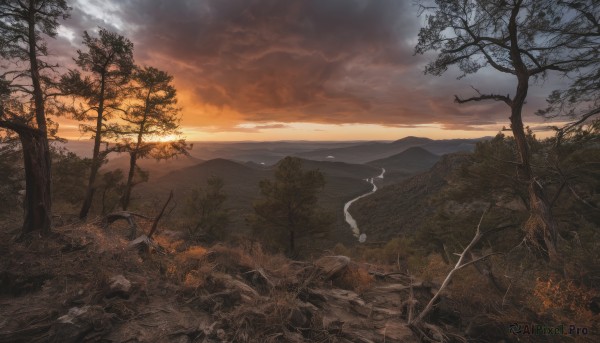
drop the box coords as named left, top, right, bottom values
left=185, top=176, right=228, bottom=242
left=0, top=0, right=70, bottom=235
left=118, top=66, right=189, bottom=210
left=251, top=157, right=333, bottom=256
left=60, top=28, right=134, bottom=219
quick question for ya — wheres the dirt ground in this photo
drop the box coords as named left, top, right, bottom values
left=0, top=220, right=430, bottom=342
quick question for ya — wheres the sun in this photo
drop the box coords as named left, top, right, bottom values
left=150, top=134, right=179, bottom=142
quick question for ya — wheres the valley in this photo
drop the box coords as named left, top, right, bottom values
left=95, top=137, right=478, bottom=247
left=343, top=167, right=385, bottom=239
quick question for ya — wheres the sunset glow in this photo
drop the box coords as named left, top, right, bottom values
left=45, top=0, right=569, bottom=142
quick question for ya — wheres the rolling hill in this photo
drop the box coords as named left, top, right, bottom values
left=102, top=154, right=204, bottom=180
left=135, top=157, right=382, bottom=246
left=366, top=146, right=441, bottom=185
left=299, top=158, right=380, bottom=180
left=367, top=146, right=440, bottom=173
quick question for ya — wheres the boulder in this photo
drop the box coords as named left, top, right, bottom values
left=287, top=308, right=308, bottom=328
left=315, top=255, right=351, bottom=279
left=50, top=306, right=113, bottom=343
left=107, top=275, right=131, bottom=299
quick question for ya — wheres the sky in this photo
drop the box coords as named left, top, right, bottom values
left=50, top=0, right=568, bottom=141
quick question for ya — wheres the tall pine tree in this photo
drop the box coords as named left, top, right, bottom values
left=251, top=157, right=333, bottom=256
left=60, top=28, right=134, bottom=219
left=118, top=66, right=189, bottom=210
left=0, top=0, right=70, bottom=235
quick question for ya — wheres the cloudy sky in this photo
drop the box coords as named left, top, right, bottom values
left=51, top=0, right=565, bottom=141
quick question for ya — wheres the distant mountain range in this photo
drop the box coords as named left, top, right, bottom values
left=295, top=136, right=487, bottom=164
left=60, top=136, right=489, bottom=166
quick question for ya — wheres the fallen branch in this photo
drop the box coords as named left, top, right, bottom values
left=101, top=211, right=151, bottom=239
left=411, top=209, right=496, bottom=326
left=148, top=190, right=174, bottom=239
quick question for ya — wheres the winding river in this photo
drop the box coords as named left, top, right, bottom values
left=343, top=168, right=385, bottom=240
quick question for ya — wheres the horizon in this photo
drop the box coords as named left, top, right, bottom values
left=57, top=125, right=557, bottom=144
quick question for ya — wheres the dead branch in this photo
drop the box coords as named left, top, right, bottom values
left=454, top=86, right=512, bottom=106
left=556, top=107, right=600, bottom=144
left=567, top=184, right=599, bottom=211
left=101, top=211, right=146, bottom=239
left=411, top=209, right=496, bottom=326
left=148, top=190, right=174, bottom=239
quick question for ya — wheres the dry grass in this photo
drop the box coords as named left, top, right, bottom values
left=532, top=276, right=600, bottom=330
left=333, top=264, right=374, bottom=295
left=0, top=221, right=441, bottom=342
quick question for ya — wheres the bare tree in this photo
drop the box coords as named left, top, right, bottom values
left=0, top=0, right=69, bottom=236
left=415, top=0, right=597, bottom=261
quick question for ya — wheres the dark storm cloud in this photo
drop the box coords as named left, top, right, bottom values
left=54, top=0, right=534, bottom=129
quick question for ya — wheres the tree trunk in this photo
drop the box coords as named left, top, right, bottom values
left=79, top=73, right=107, bottom=219
left=508, top=4, right=559, bottom=262
left=510, top=86, right=558, bottom=261
left=289, top=230, right=295, bottom=257
left=101, top=187, right=108, bottom=215
left=19, top=130, right=52, bottom=236
left=79, top=169, right=97, bottom=219
left=121, top=152, right=137, bottom=211
left=17, top=0, right=53, bottom=236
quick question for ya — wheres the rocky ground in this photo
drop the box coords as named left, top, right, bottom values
left=0, top=219, right=453, bottom=342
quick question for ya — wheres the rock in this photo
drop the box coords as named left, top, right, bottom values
left=287, top=308, right=308, bottom=328
left=216, top=328, right=226, bottom=340
left=51, top=305, right=113, bottom=343
left=282, top=331, right=304, bottom=342
left=243, top=268, right=274, bottom=294
left=315, top=255, right=351, bottom=279
left=377, top=322, right=415, bottom=341
left=201, top=321, right=219, bottom=337
left=218, top=274, right=260, bottom=299
left=129, top=234, right=152, bottom=249
left=323, top=317, right=344, bottom=334
left=107, top=274, right=131, bottom=298
left=172, top=335, right=191, bottom=343
left=128, top=234, right=164, bottom=254
left=194, top=290, right=242, bottom=312
left=298, top=288, right=327, bottom=308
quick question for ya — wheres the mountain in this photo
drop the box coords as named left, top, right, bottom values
left=420, top=138, right=486, bottom=155
left=102, top=154, right=204, bottom=180
left=187, top=141, right=364, bottom=165
left=299, top=158, right=380, bottom=180
left=390, top=136, right=434, bottom=145
left=296, top=136, right=484, bottom=164
left=366, top=146, right=440, bottom=173
left=349, top=153, right=472, bottom=241
left=145, top=158, right=266, bottom=205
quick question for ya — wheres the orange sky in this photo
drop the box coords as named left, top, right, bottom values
left=51, top=0, right=568, bottom=142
